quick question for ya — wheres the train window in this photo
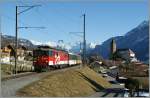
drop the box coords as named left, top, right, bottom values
left=49, top=50, right=53, bottom=56
left=33, top=50, right=42, bottom=57
left=52, top=51, right=55, bottom=56
left=42, top=51, right=49, bottom=56
left=33, top=50, right=49, bottom=57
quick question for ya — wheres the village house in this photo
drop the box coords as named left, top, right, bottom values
left=1, top=44, right=29, bottom=63
left=17, top=46, right=27, bottom=61
left=115, top=48, right=138, bottom=62
left=1, top=44, right=15, bottom=63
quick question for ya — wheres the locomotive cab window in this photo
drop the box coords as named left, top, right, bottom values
left=49, top=50, right=53, bottom=56
left=42, top=51, right=49, bottom=56
left=33, top=50, right=49, bottom=56
left=33, top=50, right=42, bottom=57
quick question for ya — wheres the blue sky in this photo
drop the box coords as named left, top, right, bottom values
left=0, top=0, right=148, bottom=46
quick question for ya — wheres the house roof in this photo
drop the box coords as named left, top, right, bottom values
left=1, top=44, right=27, bottom=50
left=117, top=48, right=130, bottom=51
left=36, top=45, right=68, bottom=53
left=116, top=48, right=135, bottom=54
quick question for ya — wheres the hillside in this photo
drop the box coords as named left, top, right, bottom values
left=17, top=67, right=111, bottom=97
left=1, top=35, right=35, bottom=50
left=93, top=20, right=149, bottom=62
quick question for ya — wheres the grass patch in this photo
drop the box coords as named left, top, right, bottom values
left=1, top=64, right=12, bottom=75
left=1, top=63, right=33, bottom=77
left=17, top=67, right=111, bottom=97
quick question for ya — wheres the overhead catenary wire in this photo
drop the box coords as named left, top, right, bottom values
left=34, top=7, right=67, bottom=34
left=34, top=5, right=82, bottom=36
left=13, top=3, right=58, bottom=46
left=1, top=14, right=28, bottom=26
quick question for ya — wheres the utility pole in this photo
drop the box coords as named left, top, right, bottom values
left=83, top=14, right=86, bottom=66
left=0, top=15, right=2, bottom=68
left=69, top=13, right=86, bottom=66
left=79, top=41, right=82, bottom=53
left=15, top=6, right=18, bottom=74
left=14, top=5, right=44, bottom=74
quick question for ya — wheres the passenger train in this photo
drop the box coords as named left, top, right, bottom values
left=33, top=45, right=82, bottom=72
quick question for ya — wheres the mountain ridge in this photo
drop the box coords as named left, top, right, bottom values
left=93, top=20, right=149, bottom=62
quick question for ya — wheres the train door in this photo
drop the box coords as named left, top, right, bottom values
left=48, top=49, right=53, bottom=66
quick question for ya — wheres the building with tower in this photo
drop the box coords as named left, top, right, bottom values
left=110, top=38, right=117, bottom=55
left=110, top=38, right=117, bottom=60
left=110, top=39, right=137, bottom=62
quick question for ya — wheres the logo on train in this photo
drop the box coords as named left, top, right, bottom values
left=55, top=54, right=60, bottom=65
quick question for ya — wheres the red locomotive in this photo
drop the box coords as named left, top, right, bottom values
left=33, top=45, right=82, bottom=72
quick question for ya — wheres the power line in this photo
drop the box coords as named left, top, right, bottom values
left=17, top=5, right=41, bottom=15
left=33, top=6, right=78, bottom=46
left=18, top=26, right=45, bottom=29
left=1, top=14, right=27, bottom=26
left=34, top=7, right=66, bottom=35
left=34, top=5, right=82, bottom=37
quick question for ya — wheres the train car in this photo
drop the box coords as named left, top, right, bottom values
left=68, top=53, right=82, bottom=66
left=76, top=55, right=82, bottom=64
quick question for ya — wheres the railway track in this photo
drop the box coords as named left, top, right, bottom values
left=1, top=72, right=36, bottom=81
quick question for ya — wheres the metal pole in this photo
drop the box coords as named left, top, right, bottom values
left=83, top=14, right=86, bottom=66
left=80, top=42, right=81, bottom=53
left=15, top=6, right=18, bottom=74
left=14, top=5, right=43, bottom=74
left=0, top=15, right=1, bottom=47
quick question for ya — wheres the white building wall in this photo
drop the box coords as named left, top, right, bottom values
left=1, top=57, right=10, bottom=63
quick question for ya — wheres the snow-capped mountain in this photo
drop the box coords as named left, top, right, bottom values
left=30, top=40, right=43, bottom=45
left=87, top=43, right=97, bottom=49
left=30, top=40, right=71, bottom=51
left=70, top=42, right=98, bottom=54
left=30, top=40, right=57, bottom=47
left=93, top=20, right=149, bottom=62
